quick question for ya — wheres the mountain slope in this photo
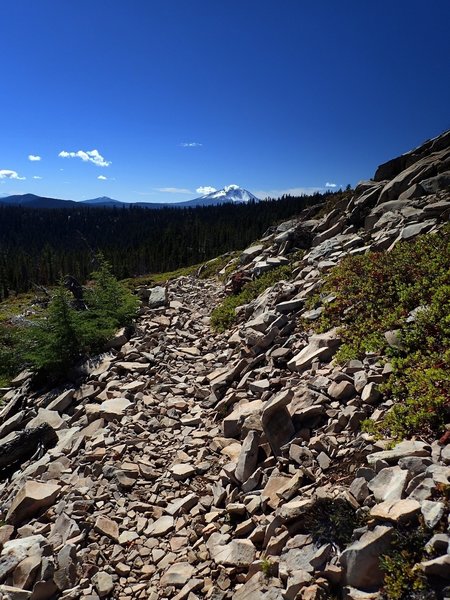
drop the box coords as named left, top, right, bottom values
left=81, top=196, right=124, bottom=207
left=0, top=193, right=77, bottom=209
left=0, top=185, right=260, bottom=209
left=176, top=184, right=260, bottom=207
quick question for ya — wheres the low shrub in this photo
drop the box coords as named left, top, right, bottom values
left=308, top=226, right=450, bottom=441
left=380, top=527, right=437, bottom=600
left=211, top=265, right=292, bottom=332
left=22, top=255, right=139, bottom=382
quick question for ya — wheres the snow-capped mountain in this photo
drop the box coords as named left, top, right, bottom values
left=0, top=186, right=261, bottom=210
left=179, top=185, right=260, bottom=207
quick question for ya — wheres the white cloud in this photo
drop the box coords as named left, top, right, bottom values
left=0, top=169, right=26, bottom=180
left=32, top=176, right=43, bottom=180
left=98, top=175, right=107, bottom=180
left=252, top=186, right=324, bottom=199
left=325, top=182, right=337, bottom=188
left=58, top=149, right=111, bottom=167
left=155, top=187, right=192, bottom=194
left=179, top=142, right=202, bottom=148
left=28, top=154, right=41, bottom=161
left=196, top=186, right=217, bottom=195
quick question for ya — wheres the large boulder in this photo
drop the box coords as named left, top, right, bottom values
left=340, top=526, right=393, bottom=590
left=6, top=482, right=60, bottom=526
left=261, top=390, right=295, bottom=456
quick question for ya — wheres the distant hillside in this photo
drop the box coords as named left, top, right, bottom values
left=1, top=185, right=262, bottom=210
left=0, top=193, right=78, bottom=209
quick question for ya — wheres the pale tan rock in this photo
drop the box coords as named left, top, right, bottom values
left=6, top=482, right=60, bottom=525
left=148, top=516, right=174, bottom=536
left=370, top=498, right=421, bottom=522
left=160, top=562, right=195, bottom=587
left=99, top=397, right=132, bottom=421
left=94, top=515, right=119, bottom=542
left=170, top=463, right=196, bottom=480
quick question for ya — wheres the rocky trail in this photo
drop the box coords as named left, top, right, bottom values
left=0, top=130, right=449, bottom=599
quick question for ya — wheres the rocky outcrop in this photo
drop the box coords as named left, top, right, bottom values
left=0, top=130, right=448, bottom=599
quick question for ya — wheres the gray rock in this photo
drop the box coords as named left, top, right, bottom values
left=340, top=525, right=393, bottom=590
left=421, top=500, right=445, bottom=528
left=235, top=430, right=260, bottom=483
left=141, top=285, right=168, bottom=308
left=366, top=440, right=430, bottom=465
left=361, top=382, right=381, bottom=404
left=287, top=330, right=340, bottom=372
left=261, top=390, right=295, bottom=456
left=0, top=586, right=31, bottom=599
left=327, top=380, right=355, bottom=401
left=421, top=554, right=450, bottom=579
left=368, top=466, right=408, bottom=502
left=207, top=534, right=256, bottom=567
left=93, top=571, right=114, bottom=597
left=349, top=477, right=369, bottom=503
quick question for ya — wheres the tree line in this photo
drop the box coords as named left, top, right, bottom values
left=0, top=190, right=348, bottom=299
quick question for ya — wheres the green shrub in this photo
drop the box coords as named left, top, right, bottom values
left=311, top=226, right=450, bottom=441
left=0, top=324, right=24, bottom=387
left=24, top=255, right=139, bottom=381
left=380, top=527, right=436, bottom=600
left=24, top=284, right=85, bottom=377
left=86, top=254, right=139, bottom=327
left=211, top=265, right=292, bottom=332
left=302, top=498, right=365, bottom=548
left=260, top=555, right=274, bottom=579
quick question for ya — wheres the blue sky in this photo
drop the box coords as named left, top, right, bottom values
left=1, top=0, right=449, bottom=202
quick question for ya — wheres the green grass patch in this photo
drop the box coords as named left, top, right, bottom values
left=121, top=264, right=201, bottom=290
left=211, top=265, right=293, bottom=332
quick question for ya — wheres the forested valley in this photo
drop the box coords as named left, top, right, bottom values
left=0, top=190, right=347, bottom=298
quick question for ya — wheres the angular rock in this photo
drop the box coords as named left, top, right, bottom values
left=235, top=430, right=260, bottom=483
left=93, top=571, right=114, bottom=597
left=370, top=499, right=420, bottom=522
left=160, top=562, right=195, bottom=587
left=207, top=535, right=256, bottom=567
left=261, top=390, right=294, bottom=456
left=99, top=397, right=132, bottom=421
left=367, top=466, right=408, bottom=502
left=6, top=482, right=60, bottom=525
left=366, top=441, right=430, bottom=465
left=94, top=516, right=119, bottom=542
left=340, top=526, right=393, bottom=590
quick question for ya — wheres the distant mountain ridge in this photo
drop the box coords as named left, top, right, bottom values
left=0, top=185, right=261, bottom=210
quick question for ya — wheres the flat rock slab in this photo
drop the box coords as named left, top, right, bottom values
left=170, top=463, right=196, bottom=480
left=160, top=562, right=195, bottom=587
left=366, top=440, right=430, bottom=465
left=0, top=585, right=31, bottom=599
left=99, top=398, right=132, bottom=421
left=340, top=525, right=393, bottom=590
left=148, top=516, right=174, bottom=536
left=207, top=534, right=256, bottom=567
left=6, top=481, right=60, bottom=525
left=368, top=466, right=408, bottom=502
left=94, top=516, right=119, bottom=542
left=370, top=499, right=421, bottom=522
